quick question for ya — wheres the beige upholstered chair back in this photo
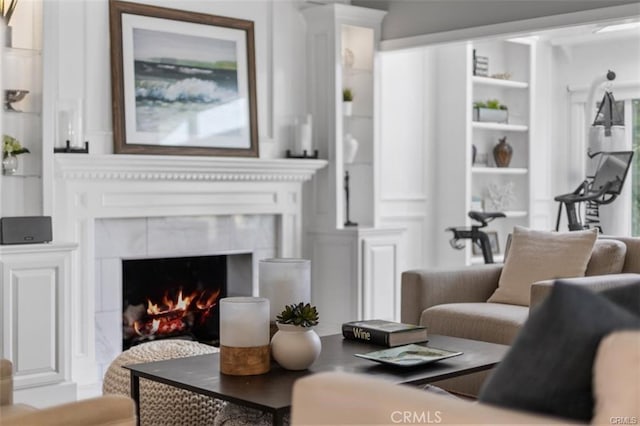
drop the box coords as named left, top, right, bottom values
left=1, top=359, right=12, bottom=406
left=610, top=236, right=640, bottom=273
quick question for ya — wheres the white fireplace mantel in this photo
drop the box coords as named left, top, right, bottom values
left=55, top=154, right=327, bottom=182
left=51, top=154, right=326, bottom=395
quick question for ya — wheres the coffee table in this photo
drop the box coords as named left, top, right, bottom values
left=125, top=334, right=508, bottom=425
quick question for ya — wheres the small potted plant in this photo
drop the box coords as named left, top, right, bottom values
left=2, top=134, right=29, bottom=175
left=270, top=302, right=321, bottom=370
left=473, top=99, right=508, bottom=123
left=342, top=88, right=354, bottom=116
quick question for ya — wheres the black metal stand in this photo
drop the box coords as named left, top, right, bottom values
left=54, top=140, right=89, bottom=154
left=344, top=170, right=357, bottom=227
left=285, top=149, right=318, bottom=159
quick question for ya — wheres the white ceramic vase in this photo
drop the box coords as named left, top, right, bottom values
left=343, top=101, right=353, bottom=117
left=270, top=323, right=321, bottom=370
left=343, top=133, right=359, bottom=164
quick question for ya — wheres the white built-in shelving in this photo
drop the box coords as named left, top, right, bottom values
left=466, top=39, right=534, bottom=264
left=472, top=75, right=529, bottom=89
left=2, top=43, right=44, bottom=215
left=471, top=167, right=528, bottom=175
left=472, top=122, right=528, bottom=132
left=303, top=4, right=404, bottom=333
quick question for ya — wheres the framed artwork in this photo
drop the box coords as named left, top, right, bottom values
left=109, top=0, right=258, bottom=157
left=472, top=231, right=500, bottom=255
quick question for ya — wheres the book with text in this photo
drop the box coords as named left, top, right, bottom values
left=342, top=319, right=428, bottom=347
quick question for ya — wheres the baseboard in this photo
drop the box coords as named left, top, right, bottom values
left=77, top=381, right=103, bottom=400
left=13, top=381, right=77, bottom=409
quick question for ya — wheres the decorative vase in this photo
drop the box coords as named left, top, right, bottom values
left=2, top=154, right=18, bottom=175
left=343, top=133, right=359, bottom=164
left=493, top=137, right=512, bottom=167
left=270, top=323, right=321, bottom=370
left=343, top=101, right=353, bottom=117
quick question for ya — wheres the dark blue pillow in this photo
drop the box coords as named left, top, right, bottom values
left=478, top=281, right=640, bottom=421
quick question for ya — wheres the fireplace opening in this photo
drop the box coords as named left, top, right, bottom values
left=122, top=255, right=227, bottom=350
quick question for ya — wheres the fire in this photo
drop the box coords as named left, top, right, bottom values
left=147, top=289, right=194, bottom=315
left=132, top=287, right=220, bottom=339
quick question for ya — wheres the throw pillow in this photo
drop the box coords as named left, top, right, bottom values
left=479, top=281, right=640, bottom=421
left=487, top=226, right=597, bottom=306
left=586, top=239, right=627, bottom=276
left=592, top=331, right=640, bottom=425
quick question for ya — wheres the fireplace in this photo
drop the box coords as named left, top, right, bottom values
left=54, top=155, right=325, bottom=392
left=122, top=255, right=227, bottom=350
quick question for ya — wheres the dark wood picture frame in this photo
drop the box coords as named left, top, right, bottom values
left=109, top=0, right=258, bottom=157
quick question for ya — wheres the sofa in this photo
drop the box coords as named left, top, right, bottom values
left=291, top=280, right=640, bottom=425
left=400, top=233, right=640, bottom=395
left=0, top=359, right=136, bottom=426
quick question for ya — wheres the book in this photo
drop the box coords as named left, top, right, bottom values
left=342, top=319, right=428, bottom=347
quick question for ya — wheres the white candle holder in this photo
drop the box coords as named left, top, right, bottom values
left=219, top=297, right=270, bottom=375
left=259, top=258, right=311, bottom=321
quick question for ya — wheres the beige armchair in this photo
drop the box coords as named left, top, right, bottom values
left=1, top=359, right=136, bottom=426
left=291, top=325, right=640, bottom=425
left=400, top=236, right=640, bottom=395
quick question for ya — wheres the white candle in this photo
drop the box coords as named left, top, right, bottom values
left=219, top=297, right=270, bottom=347
left=259, top=258, right=311, bottom=321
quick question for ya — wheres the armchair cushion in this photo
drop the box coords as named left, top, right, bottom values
left=488, top=226, right=597, bottom=306
left=1, top=395, right=135, bottom=426
left=401, top=264, right=503, bottom=325
left=291, top=372, right=570, bottom=425
left=592, top=331, right=640, bottom=425
left=422, top=302, right=528, bottom=345
left=479, top=281, right=640, bottom=421
left=586, top=238, right=627, bottom=275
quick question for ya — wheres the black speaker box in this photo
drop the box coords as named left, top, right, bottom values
left=0, top=216, right=52, bottom=245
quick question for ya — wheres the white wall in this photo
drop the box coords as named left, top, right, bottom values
left=378, top=47, right=436, bottom=271
left=50, top=0, right=307, bottom=158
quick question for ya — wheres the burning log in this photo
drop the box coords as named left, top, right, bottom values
left=125, top=287, right=221, bottom=343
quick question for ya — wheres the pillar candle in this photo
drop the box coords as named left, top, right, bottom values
left=259, top=258, right=311, bottom=321
left=219, top=297, right=270, bottom=347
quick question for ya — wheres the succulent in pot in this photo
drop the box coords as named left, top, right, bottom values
left=271, top=302, right=321, bottom=370
left=276, top=302, right=319, bottom=328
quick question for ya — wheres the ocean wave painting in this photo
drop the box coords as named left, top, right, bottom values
left=132, top=28, right=243, bottom=139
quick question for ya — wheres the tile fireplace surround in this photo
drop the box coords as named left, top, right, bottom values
left=54, top=154, right=326, bottom=394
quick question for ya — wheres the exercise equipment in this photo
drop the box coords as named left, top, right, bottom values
left=555, top=151, right=634, bottom=231
left=447, top=211, right=506, bottom=264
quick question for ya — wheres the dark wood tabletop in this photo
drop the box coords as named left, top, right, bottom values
left=124, top=334, right=509, bottom=423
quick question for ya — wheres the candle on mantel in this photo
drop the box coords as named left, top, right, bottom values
left=259, top=258, right=311, bottom=321
left=219, top=297, right=270, bottom=375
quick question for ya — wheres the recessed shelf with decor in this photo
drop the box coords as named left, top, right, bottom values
left=471, top=167, right=528, bottom=175
left=472, top=122, right=528, bottom=132
left=472, top=76, right=528, bottom=89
